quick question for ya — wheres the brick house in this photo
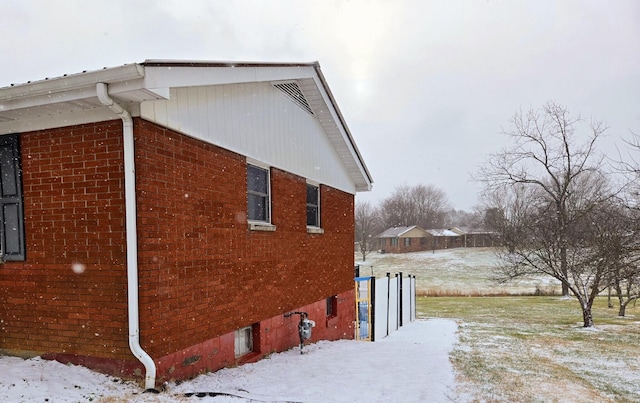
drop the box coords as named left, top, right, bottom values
left=375, top=226, right=429, bottom=253
left=0, top=60, right=373, bottom=388
left=376, top=226, right=477, bottom=253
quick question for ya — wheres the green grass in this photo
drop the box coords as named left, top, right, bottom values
left=360, top=248, right=640, bottom=401
left=419, top=296, right=640, bottom=402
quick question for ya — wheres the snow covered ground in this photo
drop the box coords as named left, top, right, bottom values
left=0, top=319, right=460, bottom=402
left=358, top=248, right=561, bottom=296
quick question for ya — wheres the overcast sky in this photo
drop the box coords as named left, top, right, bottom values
left=2, top=0, right=639, bottom=211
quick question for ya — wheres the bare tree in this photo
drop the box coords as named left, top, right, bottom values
left=478, top=101, right=616, bottom=327
left=600, top=202, right=640, bottom=316
left=608, top=130, right=640, bottom=315
left=446, top=208, right=483, bottom=229
left=379, top=184, right=450, bottom=230
left=355, top=201, right=381, bottom=261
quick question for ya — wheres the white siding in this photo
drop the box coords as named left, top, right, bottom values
left=140, top=82, right=356, bottom=194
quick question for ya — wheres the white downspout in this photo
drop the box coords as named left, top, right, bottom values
left=96, top=83, right=157, bottom=390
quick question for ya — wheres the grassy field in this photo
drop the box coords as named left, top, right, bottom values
left=421, top=296, right=640, bottom=402
left=357, top=247, right=561, bottom=296
left=358, top=248, right=640, bottom=402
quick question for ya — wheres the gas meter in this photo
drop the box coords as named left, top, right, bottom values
left=284, top=311, right=316, bottom=354
left=299, top=316, right=316, bottom=341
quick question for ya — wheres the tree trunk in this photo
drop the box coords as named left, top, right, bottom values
left=560, top=245, right=570, bottom=297
left=619, top=297, right=639, bottom=317
left=582, top=305, right=594, bottom=328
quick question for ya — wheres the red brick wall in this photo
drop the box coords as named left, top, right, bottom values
left=154, top=288, right=355, bottom=383
left=0, top=121, right=131, bottom=361
left=134, top=119, right=355, bottom=361
left=1, top=118, right=356, bottom=383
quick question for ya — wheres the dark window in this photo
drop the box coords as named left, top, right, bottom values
left=404, top=238, right=411, bottom=246
left=247, top=164, right=270, bottom=222
left=306, top=184, right=319, bottom=227
left=326, top=295, right=337, bottom=318
left=0, top=134, right=25, bottom=261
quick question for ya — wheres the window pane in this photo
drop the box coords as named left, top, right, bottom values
left=247, top=194, right=267, bottom=221
left=234, top=326, right=253, bottom=358
left=0, top=135, right=25, bottom=261
left=247, top=164, right=270, bottom=222
left=247, top=165, right=267, bottom=193
left=0, top=145, right=17, bottom=197
left=306, top=184, right=319, bottom=227
left=306, top=185, right=318, bottom=205
left=307, top=206, right=318, bottom=226
left=3, top=203, right=19, bottom=254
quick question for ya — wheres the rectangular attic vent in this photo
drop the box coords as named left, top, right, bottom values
left=272, top=82, right=314, bottom=115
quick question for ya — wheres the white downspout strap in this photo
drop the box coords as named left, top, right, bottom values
left=96, top=83, right=157, bottom=390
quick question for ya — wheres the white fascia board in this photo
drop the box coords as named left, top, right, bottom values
left=0, top=86, right=98, bottom=112
left=104, top=81, right=169, bottom=101
left=142, top=65, right=317, bottom=89
left=0, top=64, right=145, bottom=101
left=310, top=74, right=373, bottom=192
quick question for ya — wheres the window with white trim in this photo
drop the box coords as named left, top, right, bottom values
left=247, top=164, right=270, bottom=223
left=306, top=184, right=320, bottom=227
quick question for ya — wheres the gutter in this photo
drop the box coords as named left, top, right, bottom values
left=96, top=82, right=157, bottom=390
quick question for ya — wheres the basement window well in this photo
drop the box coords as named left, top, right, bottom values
left=234, top=326, right=254, bottom=358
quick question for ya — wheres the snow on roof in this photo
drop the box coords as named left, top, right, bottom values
left=376, top=225, right=421, bottom=238
left=426, top=229, right=461, bottom=237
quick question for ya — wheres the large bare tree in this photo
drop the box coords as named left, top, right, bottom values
left=478, top=101, right=616, bottom=327
left=379, top=184, right=450, bottom=230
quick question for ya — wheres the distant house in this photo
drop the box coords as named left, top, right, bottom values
left=375, top=226, right=429, bottom=253
left=425, top=229, right=464, bottom=250
left=0, top=60, right=373, bottom=388
left=451, top=227, right=499, bottom=248
left=375, top=225, right=497, bottom=254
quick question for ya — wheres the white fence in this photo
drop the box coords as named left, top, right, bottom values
left=355, top=272, right=416, bottom=341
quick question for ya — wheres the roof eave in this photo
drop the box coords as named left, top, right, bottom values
left=0, top=63, right=145, bottom=101
left=312, top=64, right=374, bottom=191
left=0, top=60, right=374, bottom=193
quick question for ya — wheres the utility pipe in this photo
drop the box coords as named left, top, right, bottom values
left=96, top=82, right=157, bottom=390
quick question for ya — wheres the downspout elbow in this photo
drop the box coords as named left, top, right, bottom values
left=96, top=82, right=156, bottom=390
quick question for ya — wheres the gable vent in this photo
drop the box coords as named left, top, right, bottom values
left=273, top=82, right=314, bottom=116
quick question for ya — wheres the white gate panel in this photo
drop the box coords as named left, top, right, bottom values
left=402, top=276, right=411, bottom=325
left=374, top=277, right=389, bottom=341
left=411, top=276, right=417, bottom=321
left=387, top=274, right=399, bottom=334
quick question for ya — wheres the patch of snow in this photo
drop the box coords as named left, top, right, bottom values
left=0, top=319, right=459, bottom=402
